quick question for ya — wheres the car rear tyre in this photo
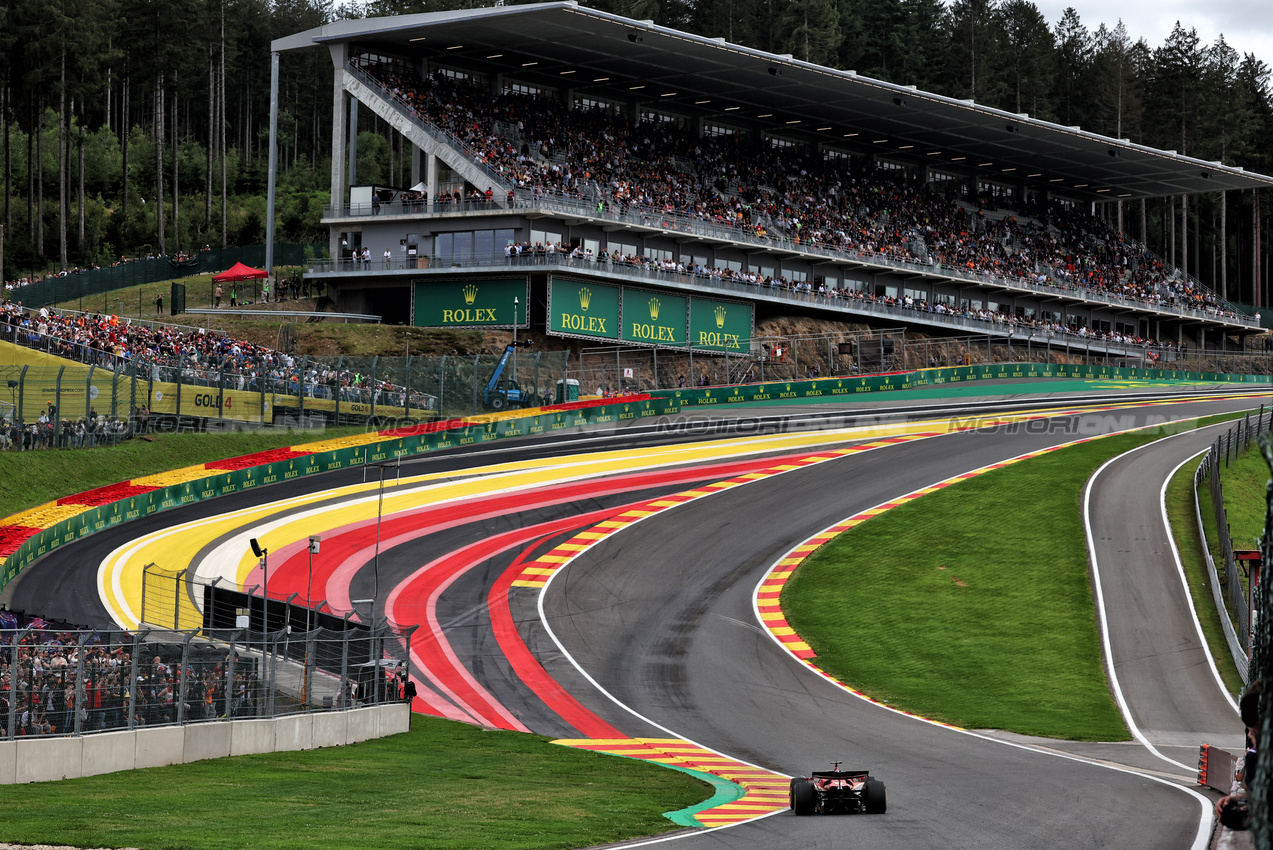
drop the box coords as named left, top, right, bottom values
left=864, top=779, right=887, bottom=814
left=791, top=778, right=815, bottom=815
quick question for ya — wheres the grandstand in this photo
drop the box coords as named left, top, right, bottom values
left=269, top=3, right=1273, bottom=363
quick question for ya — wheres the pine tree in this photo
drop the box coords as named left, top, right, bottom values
left=780, top=0, right=844, bottom=66
left=997, top=0, right=1054, bottom=117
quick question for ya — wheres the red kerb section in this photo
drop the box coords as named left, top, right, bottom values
left=205, top=448, right=313, bottom=471
left=56, top=483, right=159, bottom=506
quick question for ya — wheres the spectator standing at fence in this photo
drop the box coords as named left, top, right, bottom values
left=214, top=284, right=223, bottom=307
left=155, top=293, right=163, bottom=315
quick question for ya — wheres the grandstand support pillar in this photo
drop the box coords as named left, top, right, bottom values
left=349, top=98, right=359, bottom=189
left=1182, top=194, right=1189, bottom=281
left=266, top=51, right=280, bottom=280
left=330, top=44, right=350, bottom=261
left=426, top=154, right=439, bottom=206
left=1254, top=188, right=1262, bottom=310
left=411, top=144, right=421, bottom=187
left=1221, top=190, right=1228, bottom=299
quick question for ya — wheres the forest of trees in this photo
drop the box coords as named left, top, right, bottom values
left=2, top=0, right=1272, bottom=305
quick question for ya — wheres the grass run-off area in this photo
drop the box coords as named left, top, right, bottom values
left=0, top=714, right=708, bottom=850
left=0, top=427, right=368, bottom=520
left=1213, top=440, right=1273, bottom=551
left=1167, top=454, right=1247, bottom=697
left=783, top=415, right=1247, bottom=740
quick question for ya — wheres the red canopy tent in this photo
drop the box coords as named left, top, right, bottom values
left=213, top=262, right=268, bottom=282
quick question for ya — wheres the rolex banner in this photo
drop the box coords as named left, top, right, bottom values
left=548, top=278, right=621, bottom=340
left=689, top=296, right=753, bottom=352
left=413, top=278, right=528, bottom=328
left=621, top=288, right=687, bottom=346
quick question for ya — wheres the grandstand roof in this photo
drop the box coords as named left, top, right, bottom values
left=275, top=2, right=1273, bottom=204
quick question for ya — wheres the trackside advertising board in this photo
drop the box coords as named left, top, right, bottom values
left=621, top=288, right=687, bottom=346
left=548, top=278, right=621, bottom=341
left=412, top=278, right=529, bottom=328
left=149, top=383, right=269, bottom=424
left=688, top=296, right=754, bottom=353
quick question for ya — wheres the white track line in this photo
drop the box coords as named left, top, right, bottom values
left=742, top=415, right=1256, bottom=849
left=1082, top=424, right=1242, bottom=774
left=1160, top=449, right=1241, bottom=716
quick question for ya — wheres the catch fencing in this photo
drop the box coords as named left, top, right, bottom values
left=0, top=314, right=580, bottom=443
left=1244, top=438, right=1272, bottom=844
left=1194, top=408, right=1273, bottom=679
left=576, top=329, right=1273, bottom=398
left=2, top=610, right=414, bottom=742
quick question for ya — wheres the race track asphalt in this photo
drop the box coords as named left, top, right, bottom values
left=537, top=394, right=1258, bottom=850
left=1085, top=422, right=1247, bottom=761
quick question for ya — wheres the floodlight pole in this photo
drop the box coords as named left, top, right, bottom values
left=265, top=50, right=280, bottom=281
left=307, top=535, right=321, bottom=634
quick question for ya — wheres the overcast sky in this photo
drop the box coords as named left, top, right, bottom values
left=1031, top=0, right=1272, bottom=67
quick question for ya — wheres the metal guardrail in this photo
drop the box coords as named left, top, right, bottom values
left=1194, top=407, right=1273, bottom=681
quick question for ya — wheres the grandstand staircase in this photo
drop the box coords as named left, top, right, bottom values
left=343, top=65, right=512, bottom=202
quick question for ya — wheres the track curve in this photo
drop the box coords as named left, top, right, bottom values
left=3, top=385, right=1266, bottom=849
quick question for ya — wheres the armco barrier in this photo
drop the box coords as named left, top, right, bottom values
left=646, top=360, right=1270, bottom=409
left=2, top=362, right=1268, bottom=596
left=0, top=703, right=409, bottom=784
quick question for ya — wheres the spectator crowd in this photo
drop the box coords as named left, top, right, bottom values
left=0, top=618, right=257, bottom=739
left=0, top=301, right=429, bottom=448
left=363, top=61, right=1242, bottom=329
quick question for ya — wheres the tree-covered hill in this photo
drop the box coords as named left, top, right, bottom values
left=2, top=0, right=1271, bottom=301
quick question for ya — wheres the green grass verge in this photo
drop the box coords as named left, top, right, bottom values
left=783, top=418, right=1245, bottom=741
left=0, top=427, right=367, bottom=521
left=1217, top=444, right=1273, bottom=551
left=1166, top=455, right=1246, bottom=697
left=0, top=715, right=708, bottom=850
left=1194, top=434, right=1270, bottom=640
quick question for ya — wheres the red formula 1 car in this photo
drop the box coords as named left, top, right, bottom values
left=789, top=762, right=887, bottom=815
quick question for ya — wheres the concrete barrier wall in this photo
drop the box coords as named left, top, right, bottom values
left=3, top=703, right=409, bottom=785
